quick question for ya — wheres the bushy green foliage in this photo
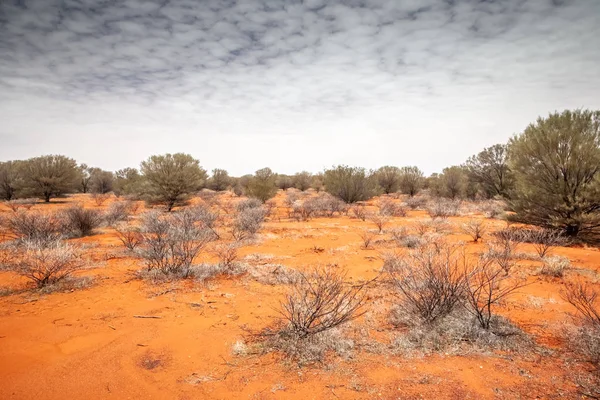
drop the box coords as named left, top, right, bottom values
left=140, top=153, right=207, bottom=211
left=465, top=144, right=513, bottom=199
left=207, top=169, right=231, bottom=191
left=398, top=166, right=424, bottom=197
left=21, top=155, right=79, bottom=202
left=323, top=165, right=377, bottom=203
left=508, top=109, right=600, bottom=236
left=0, top=160, right=24, bottom=200
left=246, top=168, right=278, bottom=202
left=376, top=166, right=401, bottom=194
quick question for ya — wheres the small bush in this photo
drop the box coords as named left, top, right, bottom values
left=368, top=213, right=389, bottom=233
left=4, top=240, right=85, bottom=287
left=92, top=192, right=111, bottom=206
left=562, top=283, right=600, bottom=368
left=213, top=242, right=243, bottom=272
left=461, top=219, right=487, bottom=243
left=3, top=210, right=65, bottom=245
left=231, top=206, right=267, bottom=241
left=350, top=204, right=367, bottom=221
left=114, top=224, right=143, bottom=251
left=426, top=199, right=461, bottom=219
left=540, top=256, right=570, bottom=277
left=378, top=200, right=407, bottom=217
left=385, top=244, right=466, bottom=324
left=258, top=267, right=366, bottom=364
left=236, top=198, right=263, bottom=212
left=404, top=196, right=428, bottom=210
left=358, top=229, right=375, bottom=249
left=5, top=198, right=37, bottom=211
left=104, top=200, right=134, bottom=226
left=136, top=209, right=215, bottom=276
left=62, top=205, right=104, bottom=237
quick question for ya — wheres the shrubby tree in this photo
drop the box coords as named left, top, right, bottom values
left=276, top=174, right=293, bottom=191
left=21, top=155, right=79, bottom=202
left=398, top=166, right=424, bottom=197
left=0, top=160, right=24, bottom=200
left=508, top=109, right=600, bottom=236
left=77, top=164, right=92, bottom=193
left=431, top=166, right=468, bottom=199
left=207, top=168, right=231, bottom=191
left=376, top=166, right=401, bottom=194
left=293, top=171, right=312, bottom=191
left=465, top=144, right=513, bottom=199
left=246, top=168, right=278, bottom=202
left=140, top=153, right=207, bottom=211
left=89, top=169, right=114, bottom=194
left=323, top=165, right=377, bottom=203
left=114, top=167, right=144, bottom=197
left=311, top=173, right=324, bottom=192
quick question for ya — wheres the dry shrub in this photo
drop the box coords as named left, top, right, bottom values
left=189, top=205, right=221, bottom=239
left=404, top=196, right=428, bottom=210
left=350, top=204, right=367, bottom=221
left=231, top=206, right=267, bottom=241
left=461, top=219, right=487, bottom=243
left=426, top=199, right=461, bottom=219
left=92, top=192, right=111, bottom=206
left=248, top=263, right=301, bottom=286
left=236, top=198, right=263, bottom=212
left=213, top=242, right=245, bottom=273
left=104, top=200, right=134, bottom=226
left=523, top=228, right=568, bottom=258
left=562, top=283, right=600, bottom=369
left=358, top=229, right=376, bottom=249
left=3, top=210, right=65, bottom=245
left=464, top=259, right=527, bottom=329
left=114, top=224, right=144, bottom=251
left=136, top=209, right=215, bottom=277
left=258, top=267, right=366, bottom=364
left=476, top=200, right=505, bottom=218
left=4, top=240, right=85, bottom=287
left=62, top=205, right=104, bottom=237
left=385, top=244, right=466, bottom=324
left=5, top=198, right=37, bottom=211
left=368, top=213, right=389, bottom=233
left=484, top=231, right=520, bottom=274
left=540, top=256, right=570, bottom=277
left=378, top=199, right=407, bottom=217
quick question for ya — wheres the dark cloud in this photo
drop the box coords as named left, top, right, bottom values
left=0, top=0, right=599, bottom=174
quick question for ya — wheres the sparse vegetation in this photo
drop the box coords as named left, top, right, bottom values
left=324, top=165, right=377, bottom=203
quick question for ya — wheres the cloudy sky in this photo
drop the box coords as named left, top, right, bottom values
left=1, top=0, right=599, bottom=176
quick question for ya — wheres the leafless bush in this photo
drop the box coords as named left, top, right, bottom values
left=477, top=200, right=505, bottom=218
left=290, top=199, right=314, bottom=222
left=259, top=268, right=366, bottom=364
left=92, top=192, right=111, bottom=206
left=5, top=198, right=38, bottom=211
left=426, top=199, right=461, bottom=219
left=236, top=198, right=263, bottom=212
left=414, top=221, right=431, bottom=236
left=350, top=204, right=367, bottom=221
left=213, top=242, right=244, bottom=273
left=104, top=200, right=134, bottom=226
left=4, top=240, right=85, bottom=287
left=61, top=205, right=104, bottom=237
left=136, top=209, right=215, bottom=276
left=231, top=206, right=267, bottom=241
left=358, top=229, right=376, bottom=249
left=389, top=227, right=408, bottom=243
left=404, top=196, right=428, bottom=210
left=562, top=283, right=600, bottom=368
left=540, top=256, right=570, bottom=277
left=386, top=245, right=467, bottom=324
left=369, top=213, right=389, bottom=233
left=464, top=259, right=526, bottom=329
left=188, top=205, right=221, bottom=239
left=3, top=210, right=65, bottom=245
left=461, top=219, right=487, bottom=243
left=378, top=200, right=407, bottom=217
left=247, top=263, right=301, bottom=286
left=114, top=224, right=143, bottom=251
left=520, top=228, right=568, bottom=258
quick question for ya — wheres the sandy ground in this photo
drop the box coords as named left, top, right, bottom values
left=1, top=192, right=599, bottom=399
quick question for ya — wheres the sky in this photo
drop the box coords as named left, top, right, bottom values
left=1, top=0, right=599, bottom=176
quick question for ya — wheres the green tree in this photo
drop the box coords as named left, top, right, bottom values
left=293, top=171, right=312, bottom=191
left=376, top=166, right=401, bottom=194
left=246, top=168, right=278, bottom=202
left=0, top=160, right=24, bottom=200
left=323, top=165, right=377, bottom=203
left=89, top=169, right=114, bottom=194
left=21, top=155, right=79, bottom=202
left=508, top=109, right=600, bottom=236
left=398, top=166, right=424, bottom=197
left=114, top=167, right=144, bottom=197
left=140, top=153, right=207, bottom=211
left=432, top=166, right=468, bottom=199
left=465, top=144, right=513, bottom=199
left=207, top=169, right=231, bottom=191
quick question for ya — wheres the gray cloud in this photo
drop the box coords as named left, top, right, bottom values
left=1, top=0, right=599, bottom=175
